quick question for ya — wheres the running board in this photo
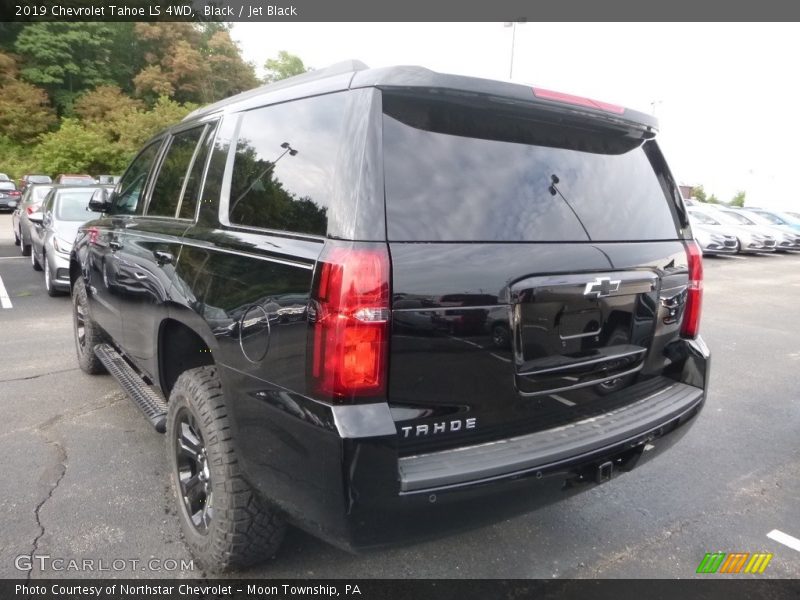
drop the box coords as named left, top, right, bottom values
left=94, top=343, right=168, bottom=433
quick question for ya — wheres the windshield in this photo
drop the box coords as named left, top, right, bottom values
left=719, top=211, right=755, bottom=226
left=689, top=211, right=720, bottom=225
left=55, top=190, right=101, bottom=221
left=752, top=211, right=788, bottom=225
left=740, top=211, right=773, bottom=226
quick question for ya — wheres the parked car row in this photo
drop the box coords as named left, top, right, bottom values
left=10, top=184, right=109, bottom=296
left=0, top=179, right=21, bottom=212
left=0, top=173, right=121, bottom=211
left=688, top=204, right=800, bottom=256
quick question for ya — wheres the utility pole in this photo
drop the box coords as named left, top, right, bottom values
left=503, top=20, right=527, bottom=80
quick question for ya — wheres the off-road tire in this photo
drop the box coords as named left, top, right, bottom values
left=72, top=277, right=107, bottom=374
left=167, top=366, right=286, bottom=572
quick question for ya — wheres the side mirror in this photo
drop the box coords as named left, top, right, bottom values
left=28, top=211, right=43, bottom=224
left=88, top=188, right=114, bottom=213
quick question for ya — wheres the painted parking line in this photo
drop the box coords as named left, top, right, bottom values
left=550, top=394, right=576, bottom=407
left=767, top=529, right=800, bottom=553
left=0, top=275, right=12, bottom=309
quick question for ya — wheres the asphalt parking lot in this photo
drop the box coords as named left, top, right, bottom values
left=0, top=211, right=798, bottom=580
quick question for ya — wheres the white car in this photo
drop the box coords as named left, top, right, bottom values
left=689, top=207, right=776, bottom=253
left=688, top=211, right=739, bottom=255
left=720, top=209, right=797, bottom=251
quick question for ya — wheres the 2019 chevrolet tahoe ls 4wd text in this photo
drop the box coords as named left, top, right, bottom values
left=70, top=62, right=709, bottom=571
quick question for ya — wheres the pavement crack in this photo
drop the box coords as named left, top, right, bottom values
left=0, top=392, right=124, bottom=442
left=26, top=431, right=67, bottom=582
left=0, top=367, right=79, bottom=384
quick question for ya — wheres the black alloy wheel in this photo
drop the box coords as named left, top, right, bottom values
left=72, top=277, right=107, bottom=374
left=174, top=408, right=214, bottom=534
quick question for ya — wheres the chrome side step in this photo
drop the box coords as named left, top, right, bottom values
left=94, top=343, right=168, bottom=433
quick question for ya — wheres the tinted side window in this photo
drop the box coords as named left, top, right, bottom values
left=178, top=124, right=216, bottom=220
left=148, top=126, right=206, bottom=218
left=228, top=93, right=347, bottom=236
left=115, top=141, right=162, bottom=216
left=382, top=93, right=680, bottom=242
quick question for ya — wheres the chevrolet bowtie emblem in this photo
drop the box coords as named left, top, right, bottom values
left=584, top=276, right=621, bottom=298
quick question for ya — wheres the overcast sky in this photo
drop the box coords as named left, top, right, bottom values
left=232, top=23, right=799, bottom=212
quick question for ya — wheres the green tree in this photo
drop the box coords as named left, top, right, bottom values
left=0, top=80, right=57, bottom=144
left=729, top=191, right=746, bottom=207
left=0, top=24, right=23, bottom=52
left=205, top=30, right=260, bottom=100
left=73, top=85, right=144, bottom=124
left=33, top=119, right=119, bottom=174
left=0, top=51, right=19, bottom=85
left=693, top=185, right=707, bottom=203
left=32, top=97, right=197, bottom=175
left=263, top=51, right=309, bottom=83
left=111, top=96, right=197, bottom=157
left=707, top=194, right=720, bottom=204
left=14, top=23, right=118, bottom=113
left=132, top=23, right=256, bottom=104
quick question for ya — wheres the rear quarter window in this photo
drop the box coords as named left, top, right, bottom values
left=227, top=92, right=348, bottom=237
left=382, top=93, right=681, bottom=242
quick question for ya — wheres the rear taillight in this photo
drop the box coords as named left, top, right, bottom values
left=681, top=240, right=703, bottom=338
left=10, top=191, right=20, bottom=197
left=310, top=242, right=390, bottom=401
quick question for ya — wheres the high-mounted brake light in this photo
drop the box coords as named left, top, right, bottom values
left=532, top=87, right=625, bottom=115
left=310, top=243, right=390, bottom=401
left=681, top=241, right=703, bottom=338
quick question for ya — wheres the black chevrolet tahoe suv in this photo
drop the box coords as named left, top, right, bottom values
left=71, top=61, right=709, bottom=571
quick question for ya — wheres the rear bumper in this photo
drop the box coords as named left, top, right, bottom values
left=398, top=377, right=702, bottom=493
left=224, top=337, right=709, bottom=551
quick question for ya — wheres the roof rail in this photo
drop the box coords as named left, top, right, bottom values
left=183, top=60, right=369, bottom=121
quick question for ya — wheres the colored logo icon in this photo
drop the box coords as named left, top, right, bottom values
left=696, top=552, right=773, bottom=574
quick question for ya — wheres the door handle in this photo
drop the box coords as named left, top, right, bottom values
left=154, top=250, right=174, bottom=266
left=109, top=240, right=123, bottom=251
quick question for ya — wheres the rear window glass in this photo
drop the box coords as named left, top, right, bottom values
left=382, top=93, right=680, bottom=242
left=59, top=177, right=95, bottom=185
left=55, top=190, right=98, bottom=221
left=0, top=182, right=16, bottom=191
